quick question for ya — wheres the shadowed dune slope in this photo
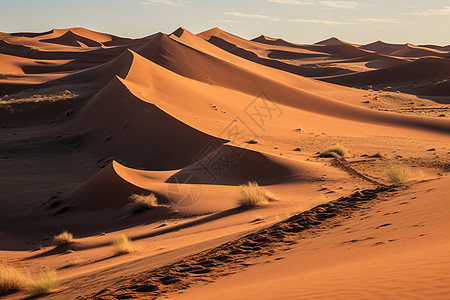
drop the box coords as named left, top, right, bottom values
left=167, top=144, right=329, bottom=186
left=75, top=75, right=226, bottom=170
left=323, top=57, right=450, bottom=95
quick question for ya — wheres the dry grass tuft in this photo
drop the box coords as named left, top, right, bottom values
left=318, top=145, right=348, bottom=158
left=387, top=163, right=410, bottom=184
left=112, top=234, right=134, bottom=255
left=53, top=230, right=74, bottom=246
left=126, top=193, right=158, bottom=214
left=27, top=269, right=57, bottom=297
left=0, top=265, right=30, bottom=295
left=237, top=182, right=275, bottom=208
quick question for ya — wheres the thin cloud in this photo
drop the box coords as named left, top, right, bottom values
left=320, top=1, right=358, bottom=9
left=288, top=18, right=353, bottom=25
left=224, top=12, right=274, bottom=19
left=359, top=18, right=398, bottom=23
left=407, top=6, right=450, bottom=16
left=139, top=0, right=184, bottom=7
left=268, top=0, right=315, bottom=5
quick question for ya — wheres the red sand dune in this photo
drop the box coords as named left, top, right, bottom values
left=40, top=30, right=103, bottom=48
left=315, top=37, right=360, bottom=47
left=252, top=34, right=303, bottom=48
left=75, top=75, right=226, bottom=170
left=0, top=26, right=449, bottom=300
left=360, top=40, right=409, bottom=54
left=323, top=57, right=450, bottom=96
left=391, top=44, right=449, bottom=58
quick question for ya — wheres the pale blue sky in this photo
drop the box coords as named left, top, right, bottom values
left=1, top=0, right=449, bottom=45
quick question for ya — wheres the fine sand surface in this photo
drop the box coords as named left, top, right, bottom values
left=0, top=27, right=449, bottom=299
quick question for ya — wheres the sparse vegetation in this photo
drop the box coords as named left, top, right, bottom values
left=387, top=163, right=410, bottom=184
left=318, top=145, right=348, bottom=158
left=53, top=230, right=74, bottom=246
left=0, top=89, right=80, bottom=105
left=126, top=193, right=158, bottom=214
left=0, top=265, right=30, bottom=295
left=112, top=234, right=134, bottom=255
left=27, top=269, right=57, bottom=297
left=237, top=181, right=275, bottom=208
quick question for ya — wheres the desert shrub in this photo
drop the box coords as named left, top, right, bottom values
left=237, top=182, right=275, bottom=208
left=27, top=269, right=57, bottom=297
left=126, top=193, right=158, bottom=214
left=318, top=145, right=348, bottom=158
left=112, top=234, right=134, bottom=255
left=0, top=265, right=30, bottom=295
left=387, top=163, right=410, bottom=184
left=53, top=230, right=74, bottom=246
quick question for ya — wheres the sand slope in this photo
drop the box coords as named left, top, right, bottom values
left=171, top=177, right=450, bottom=300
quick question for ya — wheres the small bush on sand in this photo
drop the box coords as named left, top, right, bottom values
left=53, top=230, right=74, bottom=246
left=237, top=182, right=275, bottom=208
left=27, top=269, right=57, bottom=297
left=387, top=163, right=410, bottom=184
left=318, top=145, right=348, bottom=158
left=126, top=193, right=158, bottom=214
left=0, top=265, right=30, bottom=295
left=112, top=234, right=134, bottom=255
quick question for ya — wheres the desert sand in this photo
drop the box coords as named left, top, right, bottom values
left=0, top=27, right=449, bottom=299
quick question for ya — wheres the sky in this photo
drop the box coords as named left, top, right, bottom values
left=1, top=0, right=449, bottom=45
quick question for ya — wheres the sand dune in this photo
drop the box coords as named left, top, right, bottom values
left=391, top=44, right=449, bottom=58
left=324, top=57, right=450, bottom=96
left=315, top=37, right=359, bottom=47
left=40, top=30, right=103, bottom=48
left=360, top=40, right=409, bottom=54
left=252, top=34, right=302, bottom=48
left=0, top=26, right=449, bottom=300
left=75, top=75, right=226, bottom=170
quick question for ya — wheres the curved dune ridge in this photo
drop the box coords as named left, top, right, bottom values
left=137, top=30, right=450, bottom=132
left=75, top=75, right=227, bottom=170
left=197, top=28, right=430, bottom=84
left=324, top=57, right=450, bottom=96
